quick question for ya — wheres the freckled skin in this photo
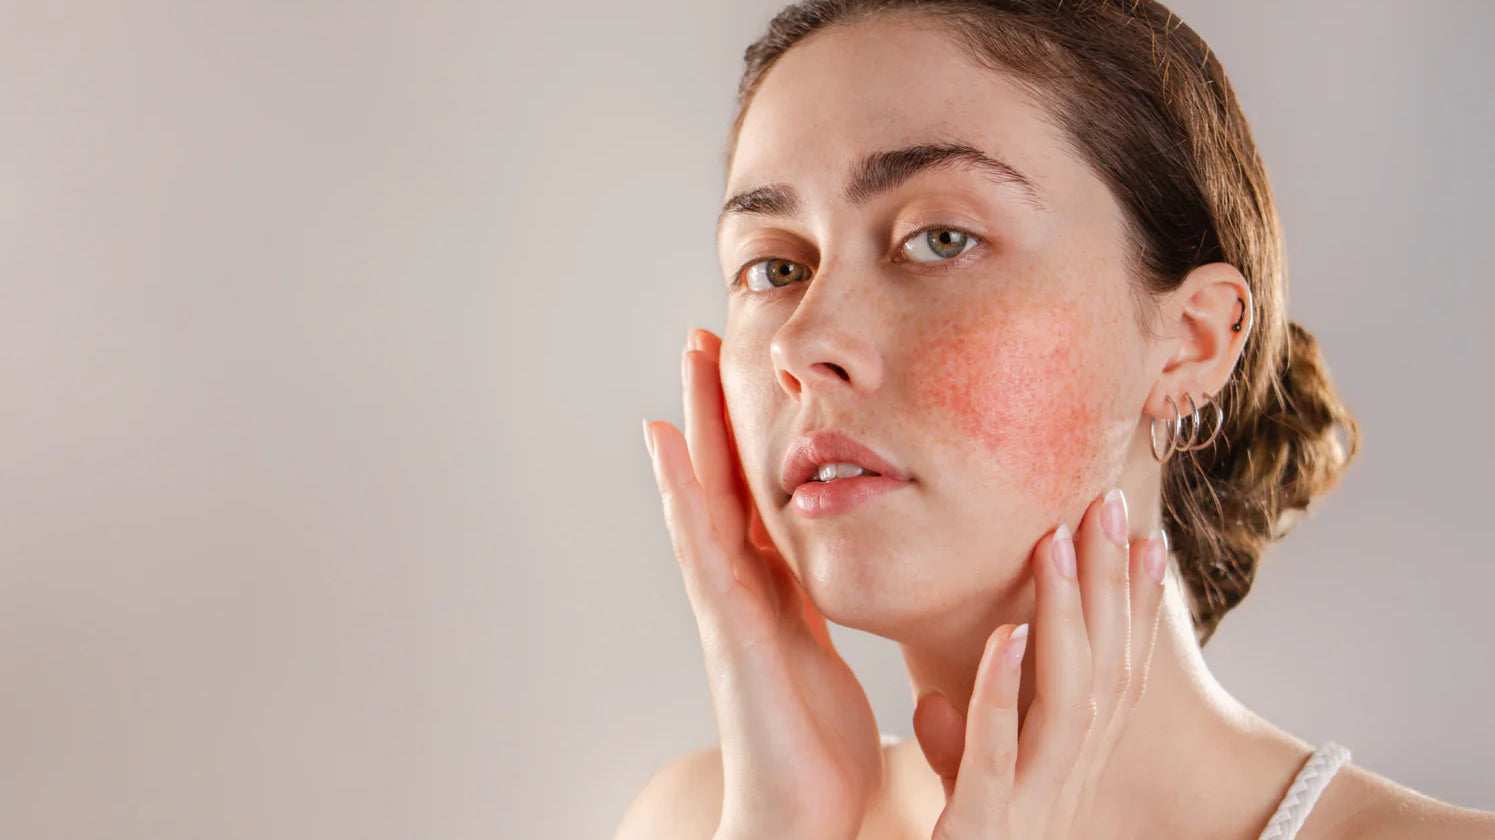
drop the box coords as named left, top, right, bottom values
left=715, top=18, right=1154, bottom=642
left=909, top=295, right=1112, bottom=513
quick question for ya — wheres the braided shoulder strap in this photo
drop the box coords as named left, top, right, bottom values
left=1256, top=742, right=1352, bottom=840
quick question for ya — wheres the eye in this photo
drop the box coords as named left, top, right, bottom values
left=900, top=226, right=980, bottom=263
left=740, top=258, right=811, bottom=292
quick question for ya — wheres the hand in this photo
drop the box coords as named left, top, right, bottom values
left=911, top=490, right=1169, bottom=840
left=643, top=328, right=884, bottom=840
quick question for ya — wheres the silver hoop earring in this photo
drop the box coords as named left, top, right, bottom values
left=1177, top=391, right=1203, bottom=452
left=1182, top=390, right=1226, bottom=451
left=1150, top=394, right=1183, bottom=462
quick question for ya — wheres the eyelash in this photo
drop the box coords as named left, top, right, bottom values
left=729, top=224, right=984, bottom=293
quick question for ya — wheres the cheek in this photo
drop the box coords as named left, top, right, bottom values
left=908, top=297, right=1125, bottom=510
left=719, top=334, right=780, bottom=490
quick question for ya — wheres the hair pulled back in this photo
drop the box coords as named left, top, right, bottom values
left=727, top=0, right=1359, bottom=645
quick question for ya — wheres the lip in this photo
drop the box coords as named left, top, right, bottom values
left=789, top=474, right=908, bottom=519
left=780, top=430, right=911, bottom=517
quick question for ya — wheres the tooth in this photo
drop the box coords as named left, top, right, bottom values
left=835, top=463, right=868, bottom=479
left=811, top=462, right=883, bottom=482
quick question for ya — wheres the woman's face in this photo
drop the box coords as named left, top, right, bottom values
left=717, top=17, right=1158, bottom=633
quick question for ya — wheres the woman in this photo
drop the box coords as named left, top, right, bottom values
left=623, top=2, right=1495, bottom=838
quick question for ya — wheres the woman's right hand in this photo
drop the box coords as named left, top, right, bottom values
left=643, top=328, right=884, bottom=840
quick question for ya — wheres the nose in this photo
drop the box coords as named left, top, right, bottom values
left=769, top=268, right=885, bottom=400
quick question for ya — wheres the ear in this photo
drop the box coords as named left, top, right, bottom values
left=1145, top=261, right=1253, bottom=418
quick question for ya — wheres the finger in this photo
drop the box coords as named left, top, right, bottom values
left=681, top=329, right=746, bottom=549
left=644, top=419, right=771, bottom=648
left=947, top=622, right=1028, bottom=824
left=1068, top=531, right=1167, bottom=832
left=677, top=338, right=828, bottom=648
left=1075, top=489, right=1132, bottom=732
left=913, top=688, right=967, bottom=801
left=1014, top=522, right=1094, bottom=795
left=1127, top=530, right=1169, bottom=707
left=1069, top=492, right=1141, bottom=816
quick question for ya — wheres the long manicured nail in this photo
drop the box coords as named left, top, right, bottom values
left=1101, top=488, right=1128, bottom=546
left=1146, top=531, right=1168, bottom=582
left=686, top=326, right=706, bottom=351
left=641, top=418, right=655, bottom=459
left=1053, top=522, right=1076, bottom=578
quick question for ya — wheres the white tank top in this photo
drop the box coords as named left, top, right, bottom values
left=879, top=734, right=1350, bottom=840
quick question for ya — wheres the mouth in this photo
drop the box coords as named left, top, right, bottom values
left=780, top=430, right=911, bottom=518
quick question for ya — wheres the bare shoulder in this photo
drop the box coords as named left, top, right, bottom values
left=1312, top=762, right=1495, bottom=840
left=612, top=745, right=724, bottom=840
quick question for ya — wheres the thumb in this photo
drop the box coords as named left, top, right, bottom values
left=913, top=688, right=967, bottom=801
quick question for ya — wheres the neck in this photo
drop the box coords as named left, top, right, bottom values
left=896, top=549, right=1312, bottom=839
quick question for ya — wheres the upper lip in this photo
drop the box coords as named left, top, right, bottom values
left=780, top=430, right=909, bottom=495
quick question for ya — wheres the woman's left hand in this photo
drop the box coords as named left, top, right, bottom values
left=911, top=489, right=1170, bottom=840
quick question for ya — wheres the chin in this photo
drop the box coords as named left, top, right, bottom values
left=789, top=535, right=1029, bottom=645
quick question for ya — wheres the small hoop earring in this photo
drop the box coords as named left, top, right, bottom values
left=1177, top=391, right=1203, bottom=451
left=1189, top=390, right=1227, bottom=451
left=1232, top=297, right=1246, bottom=333
left=1150, top=394, right=1183, bottom=462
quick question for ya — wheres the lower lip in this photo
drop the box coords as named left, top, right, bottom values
left=790, top=475, right=908, bottom=519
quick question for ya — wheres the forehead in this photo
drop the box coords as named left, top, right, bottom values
left=726, top=17, right=1073, bottom=203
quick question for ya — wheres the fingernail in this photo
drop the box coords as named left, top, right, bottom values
left=1146, top=532, right=1168, bottom=582
left=686, top=326, right=705, bottom=351
left=680, top=344, right=693, bottom=383
left=1102, top=488, right=1128, bottom=546
left=1053, top=522, right=1076, bottom=578
left=1003, top=623, right=1029, bottom=669
left=641, top=418, right=655, bottom=459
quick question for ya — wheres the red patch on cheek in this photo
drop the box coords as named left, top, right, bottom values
left=908, top=301, right=1108, bottom=509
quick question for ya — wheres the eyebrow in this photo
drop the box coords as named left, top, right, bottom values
left=716, top=140, right=1045, bottom=234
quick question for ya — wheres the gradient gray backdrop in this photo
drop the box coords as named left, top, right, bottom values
left=2, top=1, right=1491, bottom=838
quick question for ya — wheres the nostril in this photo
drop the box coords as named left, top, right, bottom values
left=776, top=368, right=802, bottom=396
left=818, top=362, right=851, bottom=382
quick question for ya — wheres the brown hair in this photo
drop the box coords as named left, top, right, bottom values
left=726, top=0, right=1359, bottom=646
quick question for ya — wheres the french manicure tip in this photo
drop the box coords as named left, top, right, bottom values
left=1002, top=623, right=1030, bottom=669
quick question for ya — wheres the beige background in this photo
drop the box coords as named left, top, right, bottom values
left=1, top=1, right=1491, bottom=838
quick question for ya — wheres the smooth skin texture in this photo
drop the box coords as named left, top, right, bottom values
left=620, top=14, right=1495, bottom=840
